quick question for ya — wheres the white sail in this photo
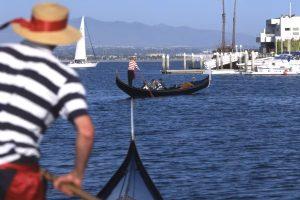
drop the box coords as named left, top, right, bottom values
left=74, top=16, right=87, bottom=61
left=69, top=16, right=97, bottom=68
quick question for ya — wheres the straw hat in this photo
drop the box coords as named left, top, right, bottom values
left=11, top=3, right=81, bottom=45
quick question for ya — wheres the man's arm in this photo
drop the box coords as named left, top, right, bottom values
left=54, top=114, right=94, bottom=196
left=135, top=62, right=140, bottom=70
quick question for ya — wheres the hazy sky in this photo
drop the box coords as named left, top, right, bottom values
left=0, top=0, right=299, bottom=36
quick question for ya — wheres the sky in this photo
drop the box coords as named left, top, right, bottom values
left=0, top=0, right=299, bottom=36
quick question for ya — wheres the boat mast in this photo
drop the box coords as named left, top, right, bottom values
left=289, top=0, right=292, bottom=17
left=85, top=19, right=96, bottom=59
left=289, top=0, right=292, bottom=54
left=221, top=0, right=226, bottom=51
left=130, top=98, right=135, bottom=141
left=232, top=0, right=237, bottom=51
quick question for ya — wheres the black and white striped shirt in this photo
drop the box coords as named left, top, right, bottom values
left=0, top=42, right=88, bottom=165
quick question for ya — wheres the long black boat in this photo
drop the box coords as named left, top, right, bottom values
left=97, top=99, right=163, bottom=200
left=116, top=74, right=210, bottom=98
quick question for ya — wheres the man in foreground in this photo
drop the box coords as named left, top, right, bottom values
left=0, top=3, right=94, bottom=199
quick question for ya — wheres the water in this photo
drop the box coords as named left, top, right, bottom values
left=41, top=61, right=300, bottom=200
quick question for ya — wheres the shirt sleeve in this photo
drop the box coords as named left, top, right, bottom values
left=56, top=76, right=88, bottom=122
left=135, top=62, right=140, bottom=70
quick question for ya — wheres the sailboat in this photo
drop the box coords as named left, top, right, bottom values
left=68, top=16, right=97, bottom=68
left=97, top=99, right=163, bottom=200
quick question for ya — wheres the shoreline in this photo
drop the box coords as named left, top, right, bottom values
left=61, top=59, right=183, bottom=63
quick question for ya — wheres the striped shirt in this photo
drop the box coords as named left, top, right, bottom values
left=128, top=60, right=139, bottom=71
left=0, top=42, right=88, bottom=165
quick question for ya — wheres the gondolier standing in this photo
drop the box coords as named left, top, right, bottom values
left=0, top=3, right=94, bottom=200
left=128, top=56, right=140, bottom=87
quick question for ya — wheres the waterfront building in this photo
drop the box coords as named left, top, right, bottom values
left=257, top=15, right=300, bottom=53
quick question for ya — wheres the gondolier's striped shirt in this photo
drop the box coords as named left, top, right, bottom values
left=128, top=60, right=138, bottom=71
left=0, top=43, right=88, bottom=165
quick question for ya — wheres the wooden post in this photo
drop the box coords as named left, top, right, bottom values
left=162, top=54, right=166, bottom=71
left=230, top=52, right=233, bottom=69
left=251, top=51, right=255, bottom=71
left=244, top=51, right=249, bottom=71
left=220, top=53, right=224, bottom=69
left=183, top=53, right=186, bottom=70
left=199, top=55, right=203, bottom=69
left=216, top=52, right=220, bottom=69
left=166, top=54, right=170, bottom=70
left=191, top=53, right=195, bottom=69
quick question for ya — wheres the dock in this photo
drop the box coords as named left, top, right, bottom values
left=161, top=69, right=205, bottom=74
left=161, top=51, right=260, bottom=75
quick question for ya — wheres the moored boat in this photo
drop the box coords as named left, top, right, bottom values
left=242, top=54, right=300, bottom=75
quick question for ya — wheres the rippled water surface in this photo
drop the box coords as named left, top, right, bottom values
left=41, top=61, right=300, bottom=199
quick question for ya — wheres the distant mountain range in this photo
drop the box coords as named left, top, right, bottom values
left=0, top=17, right=257, bottom=48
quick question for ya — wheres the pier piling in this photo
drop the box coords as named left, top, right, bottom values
left=191, top=53, right=195, bottom=68
left=230, top=52, right=233, bottom=69
left=183, top=53, right=187, bottom=70
left=251, top=51, right=255, bottom=71
left=221, top=53, right=224, bottom=69
left=166, top=54, right=170, bottom=70
left=244, top=51, right=249, bottom=71
left=162, top=54, right=166, bottom=71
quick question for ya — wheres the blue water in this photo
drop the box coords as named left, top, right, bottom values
left=41, top=61, right=300, bottom=200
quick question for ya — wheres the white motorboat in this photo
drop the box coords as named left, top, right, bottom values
left=211, top=69, right=241, bottom=75
left=243, top=54, right=300, bottom=75
left=243, top=66, right=298, bottom=75
left=68, top=16, right=97, bottom=68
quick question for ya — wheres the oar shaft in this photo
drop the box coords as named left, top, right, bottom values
left=131, top=98, right=135, bottom=141
left=41, top=169, right=100, bottom=200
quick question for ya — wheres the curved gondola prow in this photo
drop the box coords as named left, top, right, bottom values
left=97, top=141, right=163, bottom=200
left=97, top=98, right=163, bottom=200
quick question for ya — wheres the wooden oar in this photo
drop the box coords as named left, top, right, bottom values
left=41, top=169, right=101, bottom=200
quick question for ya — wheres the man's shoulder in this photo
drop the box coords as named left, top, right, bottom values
left=0, top=43, right=78, bottom=78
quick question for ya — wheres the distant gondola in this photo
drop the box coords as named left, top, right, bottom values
left=97, top=99, right=163, bottom=200
left=116, top=74, right=210, bottom=98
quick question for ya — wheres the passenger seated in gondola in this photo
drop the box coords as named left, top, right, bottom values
left=158, top=79, right=166, bottom=90
left=155, top=80, right=164, bottom=90
left=148, top=79, right=166, bottom=90
left=141, top=81, right=151, bottom=90
left=150, top=79, right=157, bottom=89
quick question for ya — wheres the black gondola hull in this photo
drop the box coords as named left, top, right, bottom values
left=116, top=75, right=210, bottom=98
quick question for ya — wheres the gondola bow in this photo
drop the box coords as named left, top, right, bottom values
left=97, top=141, right=163, bottom=200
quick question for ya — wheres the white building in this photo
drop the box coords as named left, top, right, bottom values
left=257, top=15, right=300, bottom=53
